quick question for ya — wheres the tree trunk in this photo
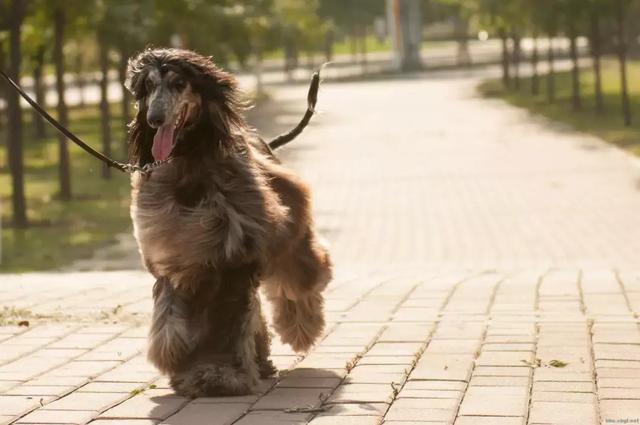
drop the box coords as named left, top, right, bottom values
left=98, top=37, right=112, bottom=179
left=54, top=6, right=72, bottom=200
left=350, top=25, right=358, bottom=62
left=0, top=42, right=5, bottom=131
left=117, top=48, right=131, bottom=139
left=455, top=16, right=471, bottom=67
left=569, top=25, right=581, bottom=111
left=547, top=36, right=555, bottom=102
left=7, top=0, right=28, bottom=228
left=531, top=35, right=539, bottom=95
left=253, top=43, right=263, bottom=96
left=32, top=45, right=47, bottom=138
left=74, top=53, right=86, bottom=107
left=512, top=32, right=521, bottom=90
left=324, top=28, right=334, bottom=62
left=616, top=0, right=632, bottom=126
left=590, top=13, right=604, bottom=114
left=361, top=26, right=368, bottom=65
left=499, top=29, right=511, bottom=88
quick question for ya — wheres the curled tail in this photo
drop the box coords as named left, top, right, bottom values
left=268, top=67, right=322, bottom=150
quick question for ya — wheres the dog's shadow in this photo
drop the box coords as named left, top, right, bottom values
left=147, top=368, right=382, bottom=423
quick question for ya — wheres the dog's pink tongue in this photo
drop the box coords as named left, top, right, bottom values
left=152, top=125, right=175, bottom=161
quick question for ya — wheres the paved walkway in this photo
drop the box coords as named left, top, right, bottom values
left=2, top=70, right=640, bottom=424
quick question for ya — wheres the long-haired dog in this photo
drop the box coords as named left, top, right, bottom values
left=125, top=48, right=332, bottom=398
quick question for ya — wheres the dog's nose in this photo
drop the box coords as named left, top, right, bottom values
left=147, top=111, right=165, bottom=128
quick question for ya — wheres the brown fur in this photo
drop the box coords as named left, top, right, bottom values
left=126, top=48, right=332, bottom=398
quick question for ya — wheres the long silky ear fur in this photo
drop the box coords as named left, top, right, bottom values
left=128, top=105, right=155, bottom=166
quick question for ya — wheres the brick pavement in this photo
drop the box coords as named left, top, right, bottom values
left=3, top=71, right=640, bottom=424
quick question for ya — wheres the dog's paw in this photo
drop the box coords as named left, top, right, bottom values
left=259, top=359, right=277, bottom=378
left=170, top=364, right=253, bottom=398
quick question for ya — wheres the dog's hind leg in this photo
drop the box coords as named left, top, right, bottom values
left=264, top=230, right=332, bottom=353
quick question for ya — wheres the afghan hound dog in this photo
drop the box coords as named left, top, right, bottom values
left=125, top=48, right=332, bottom=398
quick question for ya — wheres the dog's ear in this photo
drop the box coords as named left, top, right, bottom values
left=128, top=102, right=155, bottom=166
left=192, top=67, right=246, bottom=142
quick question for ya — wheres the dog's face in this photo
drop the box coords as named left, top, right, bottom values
left=143, top=65, right=201, bottom=161
left=126, top=48, right=244, bottom=166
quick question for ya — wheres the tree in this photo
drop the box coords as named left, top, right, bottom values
left=97, top=30, right=112, bottom=179
left=53, top=4, right=72, bottom=200
left=432, top=0, right=478, bottom=66
left=22, top=5, right=50, bottom=139
left=560, top=0, right=584, bottom=111
left=477, top=0, right=522, bottom=88
left=319, top=0, right=385, bottom=65
left=535, top=0, right=561, bottom=102
left=5, top=0, right=28, bottom=227
left=587, top=0, right=608, bottom=114
left=616, top=0, right=632, bottom=126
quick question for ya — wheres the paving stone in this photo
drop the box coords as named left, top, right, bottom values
left=276, top=377, right=342, bottom=388
left=598, top=388, right=640, bottom=400
left=161, top=402, right=249, bottom=425
left=397, top=389, right=463, bottom=400
left=358, top=356, right=416, bottom=366
left=532, top=381, right=595, bottom=393
left=190, top=394, right=259, bottom=404
left=529, top=401, right=598, bottom=424
left=87, top=420, right=157, bottom=425
left=424, top=340, right=480, bottom=354
left=403, top=380, right=466, bottom=391
left=309, top=416, right=380, bottom=425
left=391, top=397, right=460, bottom=410
left=77, top=382, right=144, bottom=393
left=43, top=391, right=129, bottom=411
left=15, top=409, right=97, bottom=424
left=600, top=400, right=640, bottom=423
left=454, top=417, right=524, bottom=425
left=458, top=386, right=528, bottom=417
left=367, top=343, right=424, bottom=357
left=234, top=411, right=311, bottom=425
left=100, top=393, right=188, bottom=420
left=251, top=387, right=327, bottom=410
left=468, top=376, right=530, bottom=386
left=316, top=403, right=389, bottom=417
left=531, top=391, right=596, bottom=403
left=0, top=395, right=54, bottom=416
left=598, top=377, right=640, bottom=388
left=384, top=406, right=456, bottom=422
left=5, top=385, right=75, bottom=396
left=328, top=383, right=394, bottom=404
left=476, top=351, right=534, bottom=367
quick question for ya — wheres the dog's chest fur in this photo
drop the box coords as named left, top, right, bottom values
left=130, top=154, right=286, bottom=281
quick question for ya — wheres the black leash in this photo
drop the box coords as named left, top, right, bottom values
left=0, top=68, right=146, bottom=174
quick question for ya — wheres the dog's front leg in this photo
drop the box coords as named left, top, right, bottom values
left=147, top=277, right=194, bottom=375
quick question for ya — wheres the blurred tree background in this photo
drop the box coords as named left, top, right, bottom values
left=0, top=0, right=639, bottom=271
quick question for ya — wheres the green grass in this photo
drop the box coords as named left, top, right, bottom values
left=0, top=105, right=132, bottom=272
left=478, top=57, right=640, bottom=156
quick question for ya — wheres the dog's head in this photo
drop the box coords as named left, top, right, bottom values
left=126, top=48, right=244, bottom=166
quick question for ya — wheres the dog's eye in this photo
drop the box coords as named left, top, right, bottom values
left=173, top=78, right=186, bottom=91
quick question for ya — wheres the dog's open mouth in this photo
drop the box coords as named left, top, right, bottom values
left=151, top=105, right=188, bottom=162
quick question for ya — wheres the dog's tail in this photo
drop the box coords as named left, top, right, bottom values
left=268, top=67, right=322, bottom=150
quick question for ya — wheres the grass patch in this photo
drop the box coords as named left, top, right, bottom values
left=478, top=57, right=640, bottom=156
left=0, top=104, right=132, bottom=272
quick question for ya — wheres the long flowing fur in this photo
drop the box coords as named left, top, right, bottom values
left=126, top=48, right=332, bottom=398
